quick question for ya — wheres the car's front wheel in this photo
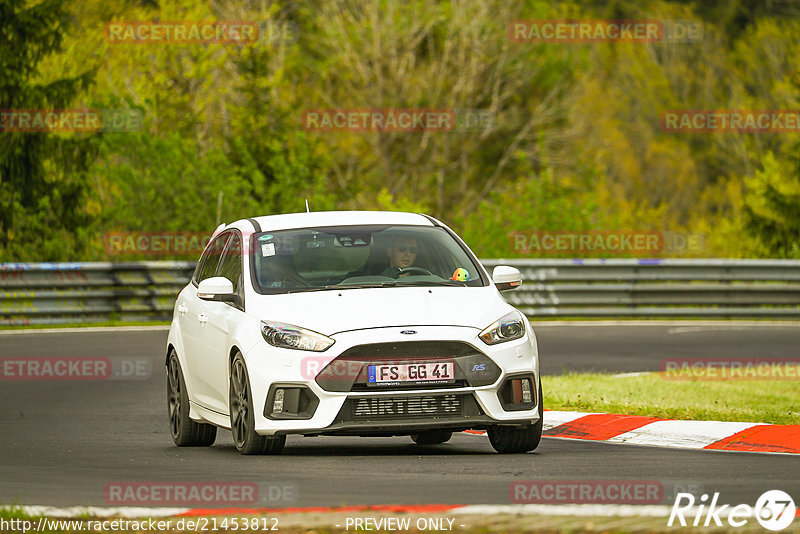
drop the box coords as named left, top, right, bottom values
left=167, top=349, right=217, bottom=446
left=410, top=430, right=453, bottom=445
left=488, top=380, right=543, bottom=453
left=229, top=353, right=285, bottom=455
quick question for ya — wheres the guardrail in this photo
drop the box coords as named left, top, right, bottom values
left=483, top=259, right=800, bottom=317
left=0, top=262, right=195, bottom=325
left=1, top=259, right=799, bottom=325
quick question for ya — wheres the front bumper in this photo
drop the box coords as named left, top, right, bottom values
left=242, top=325, right=540, bottom=436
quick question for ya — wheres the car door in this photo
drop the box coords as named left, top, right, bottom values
left=182, top=232, right=230, bottom=410
left=194, top=231, right=245, bottom=414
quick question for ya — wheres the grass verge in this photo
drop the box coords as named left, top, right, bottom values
left=0, top=507, right=763, bottom=534
left=0, top=321, right=170, bottom=331
left=544, top=372, right=800, bottom=425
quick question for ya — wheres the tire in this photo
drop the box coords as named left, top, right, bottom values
left=229, top=353, right=286, bottom=455
left=411, top=430, right=453, bottom=445
left=488, top=380, right=543, bottom=453
left=167, top=349, right=217, bottom=447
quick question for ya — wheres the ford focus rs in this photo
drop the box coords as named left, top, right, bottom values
left=166, top=211, right=542, bottom=454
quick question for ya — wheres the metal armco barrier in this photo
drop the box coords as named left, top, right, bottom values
left=482, top=259, right=800, bottom=317
left=0, top=262, right=195, bottom=325
left=1, top=259, right=799, bottom=325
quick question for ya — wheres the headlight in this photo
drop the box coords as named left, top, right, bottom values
left=260, top=320, right=334, bottom=352
left=479, top=311, right=525, bottom=345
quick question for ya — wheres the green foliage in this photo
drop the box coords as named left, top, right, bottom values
left=3, top=0, right=800, bottom=261
left=90, top=131, right=260, bottom=232
left=455, top=149, right=597, bottom=258
left=227, top=132, right=337, bottom=216
left=744, top=152, right=800, bottom=258
left=0, top=0, right=97, bottom=261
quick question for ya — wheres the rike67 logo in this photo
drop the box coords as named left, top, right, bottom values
left=669, top=490, right=795, bottom=531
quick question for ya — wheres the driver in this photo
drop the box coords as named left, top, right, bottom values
left=380, top=235, right=418, bottom=278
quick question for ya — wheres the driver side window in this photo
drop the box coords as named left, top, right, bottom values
left=217, top=233, right=244, bottom=309
left=193, top=233, right=230, bottom=285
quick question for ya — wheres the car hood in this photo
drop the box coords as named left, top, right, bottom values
left=246, top=286, right=511, bottom=335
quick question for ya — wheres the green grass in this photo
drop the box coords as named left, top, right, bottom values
left=544, top=372, right=800, bottom=425
left=0, top=320, right=170, bottom=330
left=0, top=507, right=721, bottom=534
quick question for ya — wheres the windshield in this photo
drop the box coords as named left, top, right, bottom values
left=250, top=225, right=486, bottom=294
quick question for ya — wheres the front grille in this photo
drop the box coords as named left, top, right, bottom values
left=351, top=394, right=462, bottom=419
left=336, top=393, right=482, bottom=422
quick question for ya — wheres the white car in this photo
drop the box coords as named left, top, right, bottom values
left=166, top=211, right=542, bottom=454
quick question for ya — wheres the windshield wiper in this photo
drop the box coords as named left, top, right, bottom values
left=284, top=281, right=397, bottom=293
left=395, top=280, right=467, bottom=287
left=337, top=281, right=398, bottom=289
left=283, top=280, right=471, bottom=293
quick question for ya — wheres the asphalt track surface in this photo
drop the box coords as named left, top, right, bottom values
left=0, top=324, right=798, bottom=508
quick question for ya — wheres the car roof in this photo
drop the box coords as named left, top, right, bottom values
left=231, top=210, right=437, bottom=233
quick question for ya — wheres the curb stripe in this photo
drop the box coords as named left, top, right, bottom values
left=704, top=424, right=800, bottom=454
left=463, top=411, right=799, bottom=455
left=541, top=410, right=602, bottom=431
left=606, top=420, right=762, bottom=449
left=543, top=414, right=662, bottom=441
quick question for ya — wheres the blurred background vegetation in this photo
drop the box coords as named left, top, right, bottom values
left=1, top=0, right=799, bottom=261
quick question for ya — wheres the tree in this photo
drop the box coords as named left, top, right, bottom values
left=0, top=0, right=97, bottom=261
left=744, top=152, right=800, bottom=258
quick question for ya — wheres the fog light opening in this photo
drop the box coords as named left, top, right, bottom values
left=265, top=385, right=320, bottom=420
left=511, top=378, right=533, bottom=404
left=499, top=375, right=536, bottom=411
left=521, top=378, right=532, bottom=403
left=273, top=388, right=285, bottom=413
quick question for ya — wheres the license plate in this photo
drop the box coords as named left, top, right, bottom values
left=367, top=362, right=454, bottom=385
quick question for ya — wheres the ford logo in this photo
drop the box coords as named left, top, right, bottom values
left=399, top=330, right=417, bottom=335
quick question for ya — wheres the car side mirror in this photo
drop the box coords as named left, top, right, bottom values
left=492, top=266, right=522, bottom=291
left=197, top=276, right=238, bottom=303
